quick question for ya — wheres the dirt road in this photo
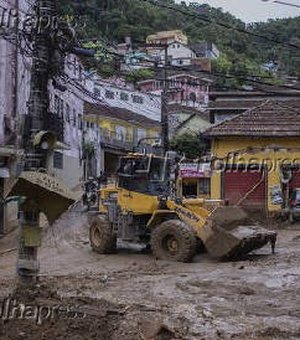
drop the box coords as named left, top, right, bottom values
left=0, top=208, right=300, bottom=339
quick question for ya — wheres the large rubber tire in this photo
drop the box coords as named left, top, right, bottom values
left=89, top=215, right=117, bottom=254
left=151, top=220, right=197, bottom=262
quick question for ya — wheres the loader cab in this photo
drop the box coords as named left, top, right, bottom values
left=117, top=154, right=171, bottom=196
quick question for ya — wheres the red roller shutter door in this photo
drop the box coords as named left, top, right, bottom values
left=289, top=168, right=300, bottom=190
left=223, top=169, right=266, bottom=207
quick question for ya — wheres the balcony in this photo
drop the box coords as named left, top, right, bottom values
left=100, top=128, right=134, bottom=152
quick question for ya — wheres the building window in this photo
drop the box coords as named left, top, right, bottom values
left=105, top=90, right=115, bottom=99
left=79, top=65, right=82, bottom=80
left=116, top=126, right=126, bottom=141
left=53, top=152, right=63, bottom=169
left=182, top=180, right=198, bottom=198
left=132, top=95, right=144, bottom=104
left=137, top=128, right=146, bottom=142
left=94, top=87, right=101, bottom=96
left=120, top=92, right=129, bottom=101
left=54, top=96, right=64, bottom=118
left=78, top=115, right=83, bottom=130
left=60, top=99, right=64, bottom=118
left=54, top=95, right=60, bottom=115
left=199, top=178, right=210, bottom=195
left=65, top=103, right=70, bottom=123
left=73, top=56, right=77, bottom=75
left=73, top=109, right=77, bottom=127
left=177, top=44, right=180, bottom=48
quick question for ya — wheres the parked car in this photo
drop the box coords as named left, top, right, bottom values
left=288, top=188, right=300, bottom=223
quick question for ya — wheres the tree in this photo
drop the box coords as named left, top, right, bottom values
left=124, top=69, right=155, bottom=85
left=170, top=132, right=205, bottom=159
left=60, top=1, right=300, bottom=81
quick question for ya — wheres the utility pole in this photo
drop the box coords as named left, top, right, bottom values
left=136, top=42, right=170, bottom=155
left=17, top=0, right=58, bottom=282
left=27, top=0, right=56, bottom=139
left=161, top=45, right=169, bottom=154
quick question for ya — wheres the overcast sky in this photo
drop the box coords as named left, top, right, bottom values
left=177, top=0, right=300, bottom=22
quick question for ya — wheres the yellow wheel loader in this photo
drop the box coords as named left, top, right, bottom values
left=88, top=153, right=277, bottom=262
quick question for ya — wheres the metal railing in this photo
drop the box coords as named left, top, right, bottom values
left=100, top=128, right=134, bottom=151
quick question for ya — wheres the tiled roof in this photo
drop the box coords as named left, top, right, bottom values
left=84, top=102, right=160, bottom=128
left=209, top=99, right=300, bottom=111
left=167, top=104, right=210, bottom=121
left=204, top=100, right=300, bottom=137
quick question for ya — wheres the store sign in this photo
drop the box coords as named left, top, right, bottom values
left=179, top=163, right=211, bottom=178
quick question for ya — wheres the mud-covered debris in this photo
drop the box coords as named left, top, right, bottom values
left=138, top=318, right=175, bottom=340
left=238, top=286, right=256, bottom=295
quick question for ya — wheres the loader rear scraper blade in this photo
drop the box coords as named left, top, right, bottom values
left=202, top=206, right=277, bottom=258
left=9, top=171, right=76, bottom=224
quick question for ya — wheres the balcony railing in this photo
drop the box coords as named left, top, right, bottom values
left=100, top=128, right=134, bottom=151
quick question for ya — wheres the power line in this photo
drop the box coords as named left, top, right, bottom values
left=138, top=0, right=300, bottom=52
left=262, top=0, right=300, bottom=9
left=74, top=36, right=295, bottom=85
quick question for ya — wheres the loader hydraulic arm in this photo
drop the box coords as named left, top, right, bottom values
left=166, top=199, right=214, bottom=243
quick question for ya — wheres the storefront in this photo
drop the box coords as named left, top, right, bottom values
left=178, top=163, right=211, bottom=199
left=204, top=100, right=300, bottom=214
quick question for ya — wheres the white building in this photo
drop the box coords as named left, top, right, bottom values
left=0, top=0, right=31, bottom=142
left=150, top=41, right=197, bottom=67
left=48, top=54, right=103, bottom=189
left=90, top=76, right=162, bottom=122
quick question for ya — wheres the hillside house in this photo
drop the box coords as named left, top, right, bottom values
left=146, top=30, right=188, bottom=46
left=138, top=73, right=210, bottom=109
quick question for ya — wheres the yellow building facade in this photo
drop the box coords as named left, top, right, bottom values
left=210, top=137, right=300, bottom=213
left=84, top=102, right=161, bottom=176
left=205, top=101, right=300, bottom=214
left=84, top=102, right=160, bottom=146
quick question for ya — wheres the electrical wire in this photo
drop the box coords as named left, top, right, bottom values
left=266, top=0, right=300, bottom=9
left=138, top=0, right=300, bottom=52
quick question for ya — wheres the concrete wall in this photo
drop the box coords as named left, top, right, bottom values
left=48, top=151, right=83, bottom=190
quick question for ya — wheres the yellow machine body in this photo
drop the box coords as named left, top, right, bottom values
left=92, top=154, right=277, bottom=260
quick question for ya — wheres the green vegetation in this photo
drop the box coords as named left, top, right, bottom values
left=170, top=132, right=205, bottom=159
left=60, top=0, right=300, bottom=85
left=125, top=69, right=155, bottom=85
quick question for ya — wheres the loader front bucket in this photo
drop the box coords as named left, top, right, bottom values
left=202, top=206, right=277, bottom=258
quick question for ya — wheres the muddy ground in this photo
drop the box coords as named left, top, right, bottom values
left=0, top=207, right=300, bottom=339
